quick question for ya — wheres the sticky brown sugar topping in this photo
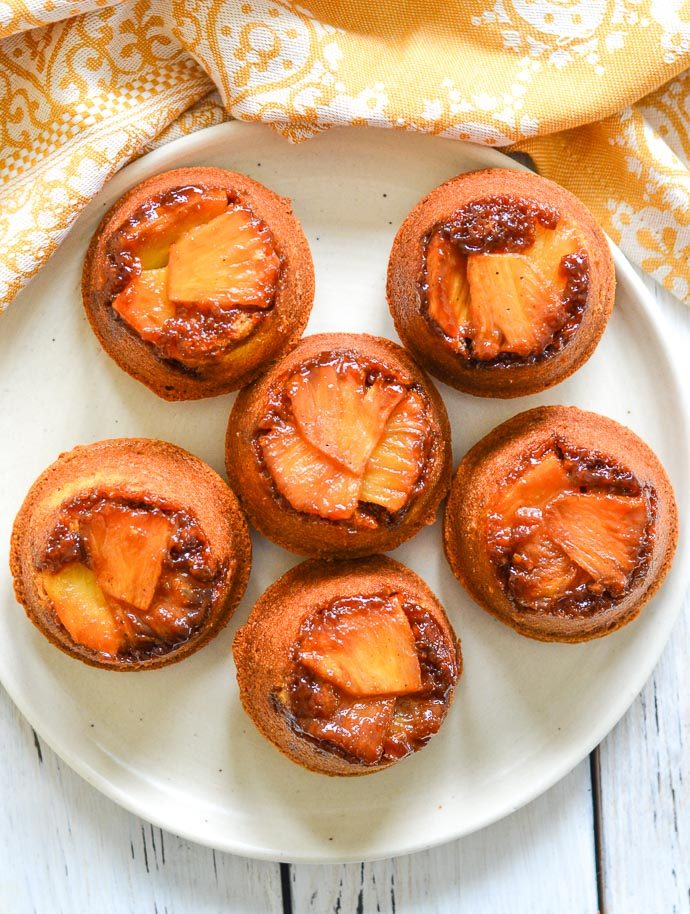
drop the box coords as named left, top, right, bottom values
left=256, top=352, right=434, bottom=526
left=486, top=446, right=655, bottom=616
left=106, top=185, right=281, bottom=367
left=37, top=495, right=222, bottom=660
left=277, top=594, right=457, bottom=765
left=421, top=195, right=589, bottom=365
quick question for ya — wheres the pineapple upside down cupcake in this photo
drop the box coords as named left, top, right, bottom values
left=388, top=169, right=615, bottom=398
left=443, top=407, right=677, bottom=642
left=82, top=167, right=314, bottom=400
left=10, top=439, right=251, bottom=670
left=233, top=556, right=461, bottom=776
left=225, top=333, right=452, bottom=558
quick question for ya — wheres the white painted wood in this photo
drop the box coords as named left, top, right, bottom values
left=0, top=686, right=283, bottom=914
left=289, top=760, right=598, bottom=914
left=597, top=595, right=690, bottom=914
left=596, top=275, right=690, bottom=914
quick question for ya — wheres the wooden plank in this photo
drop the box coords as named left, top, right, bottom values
left=597, top=592, right=689, bottom=914
left=0, top=687, right=284, bottom=914
left=289, top=759, right=598, bottom=914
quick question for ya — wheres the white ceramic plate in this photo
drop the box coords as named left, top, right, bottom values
left=1, top=124, right=687, bottom=864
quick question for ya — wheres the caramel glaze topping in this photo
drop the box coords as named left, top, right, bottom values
left=103, top=185, right=282, bottom=372
left=275, top=594, right=457, bottom=766
left=486, top=444, right=656, bottom=617
left=420, top=195, right=590, bottom=367
left=38, top=494, right=223, bottom=660
left=448, top=196, right=560, bottom=253
left=253, top=351, right=434, bottom=527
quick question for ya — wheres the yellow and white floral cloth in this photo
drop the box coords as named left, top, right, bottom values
left=2, top=0, right=690, bottom=309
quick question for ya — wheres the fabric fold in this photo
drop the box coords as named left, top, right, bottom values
left=2, top=0, right=689, bottom=309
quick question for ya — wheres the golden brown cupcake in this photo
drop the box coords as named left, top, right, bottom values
left=388, top=168, right=615, bottom=398
left=233, top=556, right=461, bottom=776
left=10, top=439, right=251, bottom=670
left=443, top=407, right=677, bottom=642
left=82, top=167, right=314, bottom=400
left=225, top=333, right=452, bottom=558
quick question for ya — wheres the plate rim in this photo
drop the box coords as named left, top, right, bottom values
left=2, top=121, right=688, bottom=864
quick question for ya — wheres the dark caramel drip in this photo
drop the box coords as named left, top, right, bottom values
left=448, top=195, right=559, bottom=254
left=146, top=308, right=265, bottom=367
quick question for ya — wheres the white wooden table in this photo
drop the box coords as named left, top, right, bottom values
left=1, top=273, right=687, bottom=914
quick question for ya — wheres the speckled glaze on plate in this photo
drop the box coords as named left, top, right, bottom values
left=0, top=123, right=687, bottom=863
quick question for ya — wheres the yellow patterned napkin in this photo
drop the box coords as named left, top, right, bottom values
left=2, top=1, right=690, bottom=308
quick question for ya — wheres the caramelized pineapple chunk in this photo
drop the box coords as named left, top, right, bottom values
left=288, top=363, right=405, bottom=475
left=298, top=697, right=396, bottom=764
left=529, top=222, right=583, bottom=287
left=508, top=525, right=579, bottom=610
left=360, top=390, right=429, bottom=512
left=425, top=217, right=584, bottom=359
left=42, top=564, right=122, bottom=655
left=167, top=206, right=280, bottom=310
left=260, top=421, right=361, bottom=520
left=546, top=493, right=648, bottom=593
left=466, top=253, right=564, bottom=359
left=126, top=187, right=228, bottom=270
left=260, top=354, right=435, bottom=523
left=112, top=268, right=175, bottom=340
left=81, top=505, right=173, bottom=611
left=489, top=450, right=649, bottom=610
left=493, top=452, right=571, bottom=525
left=298, top=596, right=423, bottom=697
left=384, top=696, right=447, bottom=759
left=425, top=228, right=470, bottom=340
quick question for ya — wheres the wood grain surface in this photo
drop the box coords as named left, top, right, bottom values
left=287, top=761, right=596, bottom=914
